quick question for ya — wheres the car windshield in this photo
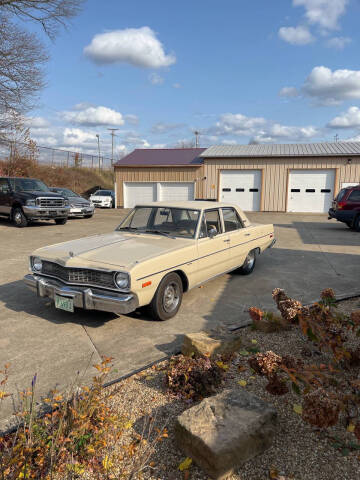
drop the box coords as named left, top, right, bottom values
left=93, top=190, right=112, bottom=196
left=51, top=188, right=79, bottom=197
left=10, top=178, right=49, bottom=192
left=117, top=206, right=200, bottom=239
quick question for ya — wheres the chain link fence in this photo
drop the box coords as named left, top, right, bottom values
left=0, top=140, right=113, bottom=170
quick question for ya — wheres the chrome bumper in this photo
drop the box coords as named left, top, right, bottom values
left=23, top=206, right=70, bottom=219
left=24, top=274, right=139, bottom=315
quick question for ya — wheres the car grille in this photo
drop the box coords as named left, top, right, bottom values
left=73, top=202, right=89, bottom=207
left=42, top=261, right=115, bottom=289
left=37, top=197, right=65, bottom=208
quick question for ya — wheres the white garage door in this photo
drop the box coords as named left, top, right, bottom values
left=159, top=182, right=195, bottom=201
left=287, top=169, right=335, bottom=213
left=124, top=182, right=157, bottom=208
left=219, top=170, right=262, bottom=211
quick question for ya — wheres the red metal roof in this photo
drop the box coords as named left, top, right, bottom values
left=114, top=148, right=206, bottom=167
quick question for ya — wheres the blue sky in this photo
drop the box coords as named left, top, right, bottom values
left=26, top=0, right=360, bottom=158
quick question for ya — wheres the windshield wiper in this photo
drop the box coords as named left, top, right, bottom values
left=141, top=229, right=176, bottom=239
left=117, top=226, right=139, bottom=231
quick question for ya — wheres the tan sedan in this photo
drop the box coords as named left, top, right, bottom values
left=24, top=201, right=275, bottom=321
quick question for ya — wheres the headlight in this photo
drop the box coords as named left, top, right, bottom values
left=114, top=272, right=129, bottom=289
left=32, top=257, right=42, bottom=272
left=26, top=199, right=36, bottom=206
left=64, top=199, right=69, bottom=206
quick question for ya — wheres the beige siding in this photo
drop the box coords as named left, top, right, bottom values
left=115, top=166, right=204, bottom=207
left=202, top=157, right=360, bottom=212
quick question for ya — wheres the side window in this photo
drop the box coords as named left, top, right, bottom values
left=222, top=208, right=243, bottom=232
left=348, top=190, right=360, bottom=202
left=0, top=178, right=10, bottom=194
left=201, top=209, right=222, bottom=237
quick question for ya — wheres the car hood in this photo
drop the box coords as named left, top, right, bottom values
left=34, top=232, right=191, bottom=270
left=90, top=196, right=111, bottom=200
left=68, top=196, right=89, bottom=204
left=21, top=191, right=66, bottom=199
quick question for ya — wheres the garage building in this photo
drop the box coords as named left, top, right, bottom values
left=114, top=142, right=360, bottom=212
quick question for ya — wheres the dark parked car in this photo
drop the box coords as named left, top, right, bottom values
left=50, top=187, right=95, bottom=218
left=328, top=184, right=360, bottom=231
left=0, top=177, right=70, bottom=227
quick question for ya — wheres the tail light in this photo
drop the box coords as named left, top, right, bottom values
left=337, top=201, right=346, bottom=210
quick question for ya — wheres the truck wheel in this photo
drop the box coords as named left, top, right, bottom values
left=55, top=218, right=67, bottom=225
left=346, top=221, right=353, bottom=228
left=148, top=272, right=183, bottom=321
left=353, top=216, right=360, bottom=232
left=12, top=207, right=28, bottom=228
left=238, top=250, right=256, bottom=275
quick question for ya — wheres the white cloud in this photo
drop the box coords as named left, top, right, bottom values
left=149, top=72, right=164, bottom=85
left=207, top=113, right=267, bottom=137
left=279, top=86, right=300, bottom=98
left=62, top=128, right=97, bottom=147
left=151, top=122, right=184, bottom=134
left=124, top=114, right=139, bottom=125
left=328, top=106, right=360, bottom=128
left=84, top=27, right=176, bottom=68
left=173, top=83, right=182, bottom=89
left=302, top=66, right=360, bottom=105
left=25, top=116, right=50, bottom=129
left=293, top=0, right=348, bottom=31
left=62, top=105, right=125, bottom=127
left=325, top=36, right=351, bottom=49
left=278, top=25, right=314, bottom=45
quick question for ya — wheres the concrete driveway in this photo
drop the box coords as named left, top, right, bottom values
left=0, top=210, right=359, bottom=430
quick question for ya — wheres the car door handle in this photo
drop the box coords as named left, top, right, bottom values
left=223, top=239, right=230, bottom=243
left=245, top=233, right=251, bottom=236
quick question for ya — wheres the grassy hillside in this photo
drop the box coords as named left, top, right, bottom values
left=0, top=156, right=114, bottom=195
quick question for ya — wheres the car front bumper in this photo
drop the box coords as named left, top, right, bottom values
left=24, top=274, right=139, bottom=315
left=23, top=206, right=70, bottom=220
left=69, top=206, right=94, bottom=217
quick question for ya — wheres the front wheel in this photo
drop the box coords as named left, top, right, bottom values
left=12, top=207, right=28, bottom=228
left=148, top=272, right=183, bottom=321
left=55, top=218, right=67, bottom=225
left=353, top=216, right=360, bottom=232
left=84, top=214, right=93, bottom=218
left=238, top=250, right=256, bottom=275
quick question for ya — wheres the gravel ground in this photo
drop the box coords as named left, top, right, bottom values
left=104, top=297, right=360, bottom=480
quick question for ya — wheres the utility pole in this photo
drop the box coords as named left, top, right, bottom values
left=96, top=134, right=101, bottom=170
left=194, top=130, right=200, bottom=148
left=334, top=134, right=339, bottom=143
left=107, top=128, right=119, bottom=166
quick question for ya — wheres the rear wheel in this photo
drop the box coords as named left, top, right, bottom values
left=148, top=272, right=183, bottom=321
left=238, top=250, right=256, bottom=275
left=346, top=221, right=353, bottom=228
left=55, top=218, right=67, bottom=225
left=353, top=215, right=360, bottom=232
left=12, top=207, right=28, bottom=228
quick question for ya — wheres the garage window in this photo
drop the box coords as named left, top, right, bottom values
left=222, top=188, right=231, bottom=192
left=236, top=188, right=245, bottom=192
left=321, top=189, right=331, bottom=193
left=306, top=189, right=315, bottom=193
left=291, top=189, right=300, bottom=193
left=249, top=188, right=259, bottom=192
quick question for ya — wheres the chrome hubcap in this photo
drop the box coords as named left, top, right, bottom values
left=14, top=212, right=22, bottom=224
left=163, top=282, right=180, bottom=313
left=245, top=252, right=255, bottom=269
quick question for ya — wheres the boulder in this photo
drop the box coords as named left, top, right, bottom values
left=181, top=330, right=242, bottom=357
left=175, top=388, right=277, bottom=479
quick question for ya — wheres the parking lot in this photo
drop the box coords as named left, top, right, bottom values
left=1, top=209, right=359, bottom=430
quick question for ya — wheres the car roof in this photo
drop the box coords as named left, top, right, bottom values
left=135, top=201, right=244, bottom=210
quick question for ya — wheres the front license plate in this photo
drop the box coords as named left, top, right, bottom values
left=55, top=295, right=74, bottom=312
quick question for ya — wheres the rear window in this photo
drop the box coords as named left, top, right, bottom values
left=336, top=189, right=346, bottom=202
left=348, top=190, right=360, bottom=202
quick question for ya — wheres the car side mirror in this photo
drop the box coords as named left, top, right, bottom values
left=208, top=227, right=218, bottom=238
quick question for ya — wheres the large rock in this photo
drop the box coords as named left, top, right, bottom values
left=175, top=388, right=277, bottom=479
left=181, top=330, right=242, bottom=357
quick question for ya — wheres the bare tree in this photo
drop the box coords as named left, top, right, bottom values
left=0, top=0, right=84, bottom=38
left=0, top=14, right=48, bottom=136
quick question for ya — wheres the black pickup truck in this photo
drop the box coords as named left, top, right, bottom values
left=0, top=177, right=70, bottom=227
